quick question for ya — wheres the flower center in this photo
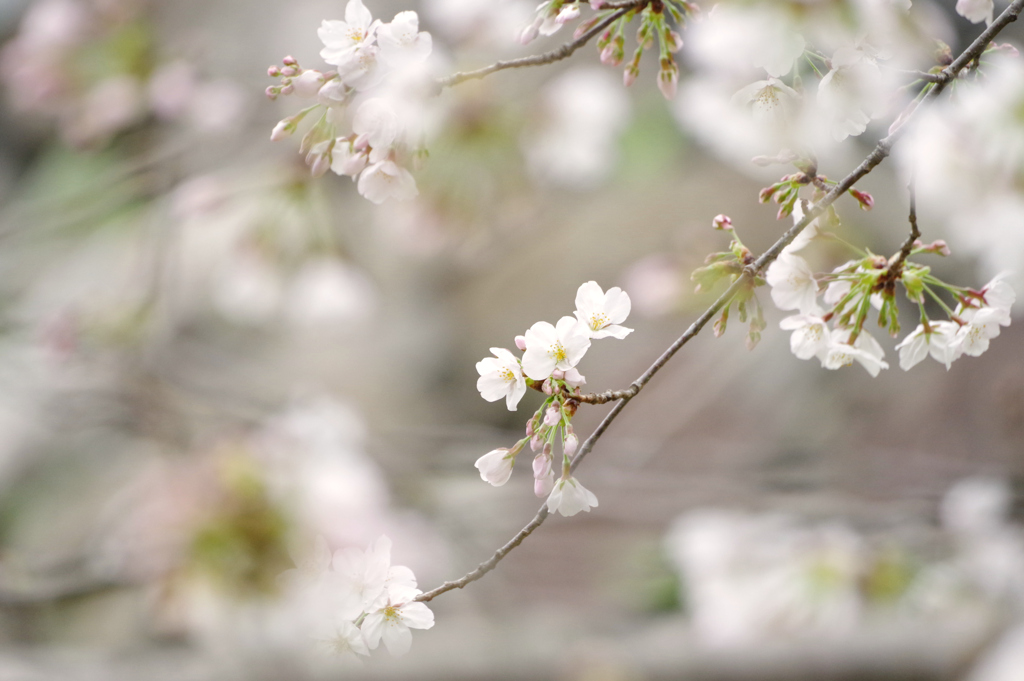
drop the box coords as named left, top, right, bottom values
left=549, top=342, right=567, bottom=363
left=500, top=367, right=516, bottom=383
left=383, top=605, right=401, bottom=623
left=589, top=313, right=609, bottom=330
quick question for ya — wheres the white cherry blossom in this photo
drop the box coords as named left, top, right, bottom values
left=357, top=160, right=418, bottom=204
left=352, top=98, right=400, bottom=162
left=314, top=618, right=370, bottom=658
left=895, top=321, right=962, bottom=370
left=766, top=252, right=821, bottom=314
left=546, top=475, right=599, bottom=517
left=361, top=598, right=435, bottom=656
left=332, top=535, right=410, bottom=617
left=817, top=48, right=888, bottom=142
left=573, top=281, right=633, bottom=339
left=319, top=0, right=381, bottom=70
left=955, top=306, right=1010, bottom=357
left=821, top=329, right=889, bottom=376
left=475, top=447, right=516, bottom=486
left=957, top=0, right=995, bottom=24
left=377, top=12, right=432, bottom=68
left=779, top=314, right=831, bottom=360
left=733, top=77, right=799, bottom=125
left=521, top=316, right=592, bottom=380
left=476, top=347, right=527, bottom=410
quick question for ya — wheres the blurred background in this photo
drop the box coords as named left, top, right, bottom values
left=0, top=0, right=1022, bottom=679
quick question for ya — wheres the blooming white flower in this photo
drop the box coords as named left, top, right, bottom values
left=319, top=0, right=381, bottom=70
left=376, top=11, right=432, bottom=68
left=573, top=281, right=633, bottom=339
left=895, top=321, right=962, bottom=370
left=785, top=199, right=820, bottom=254
left=766, top=252, right=821, bottom=314
left=475, top=447, right=516, bottom=486
left=546, top=475, right=599, bottom=516
left=279, top=534, right=333, bottom=590
left=821, top=329, right=889, bottom=376
left=476, top=347, right=527, bottom=410
left=779, top=314, right=831, bottom=360
left=955, top=306, right=1010, bottom=356
left=357, top=160, right=418, bottom=204
left=956, top=0, right=994, bottom=24
left=733, top=77, right=799, bottom=125
left=521, top=316, right=592, bottom=380
left=361, top=596, right=435, bottom=656
left=331, top=139, right=370, bottom=177
left=817, top=48, right=887, bottom=142
left=332, top=535, right=412, bottom=618
left=315, top=618, right=371, bottom=658
left=980, top=274, right=1016, bottom=313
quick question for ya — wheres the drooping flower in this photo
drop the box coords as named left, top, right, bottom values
left=475, top=447, right=516, bottom=486
left=779, top=314, right=830, bottom=360
left=766, top=252, right=820, bottom=314
left=546, top=475, right=599, bottom=517
left=573, top=281, right=633, bottom=339
left=357, top=160, right=418, bottom=204
left=361, top=598, right=435, bottom=656
left=476, top=347, right=528, bottom=410
left=821, top=329, right=889, bottom=376
left=895, top=321, right=961, bottom=370
left=521, top=316, right=592, bottom=380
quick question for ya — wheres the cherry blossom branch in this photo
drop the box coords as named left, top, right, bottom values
left=436, top=6, right=640, bottom=90
left=415, top=0, right=1024, bottom=604
left=889, top=179, right=920, bottom=274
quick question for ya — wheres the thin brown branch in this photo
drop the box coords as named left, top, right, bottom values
left=436, top=7, right=638, bottom=90
left=889, top=179, right=920, bottom=274
left=415, top=0, right=1024, bottom=604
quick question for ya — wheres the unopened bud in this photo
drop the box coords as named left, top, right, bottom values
left=519, top=19, right=541, bottom=45
left=623, top=66, right=638, bottom=88
left=600, top=43, right=621, bottom=66
left=280, top=83, right=295, bottom=96
left=564, top=432, right=579, bottom=457
left=526, top=419, right=535, bottom=437
left=268, top=66, right=281, bottom=78
left=281, top=66, right=298, bottom=78
left=534, top=473, right=555, bottom=498
left=658, top=59, right=679, bottom=100
left=573, top=16, right=600, bottom=40
left=514, top=335, right=528, bottom=351
left=850, top=189, right=874, bottom=210
left=530, top=433, right=544, bottom=452
left=551, top=369, right=565, bottom=380
left=533, top=453, right=552, bottom=479
left=542, top=379, right=555, bottom=396
left=555, top=5, right=580, bottom=24
left=544, top=405, right=560, bottom=426
left=264, top=86, right=278, bottom=100
left=664, top=30, right=683, bottom=53
left=270, top=119, right=292, bottom=141
left=282, top=55, right=298, bottom=66
left=712, top=214, right=733, bottom=231
left=293, top=70, right=325, bottom=98
left=589, top=0, right=604, bottom=8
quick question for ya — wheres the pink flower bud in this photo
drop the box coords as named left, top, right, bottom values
left=665, top=30, right=684, bottom=53
left=534, top=472, right=555, bottom=497
left=658, top=60, right=679, bottom=100
left=309, top=153, right=331, bottom=178
left=564, top=432, right=579, bottom=457
left=293, top=70, right=325, bottom=98
left=281, top=66, right=298, bottom=78
left=526, top=419, right=535, bottom=437
left=712, top=214, right=732, bottom=231
left=589, top=0, right=604, bottom=9
left=544, top=405, right=560, bottom=426
left=533, top=453, right=552, bottom=479
left=282, top=55, right=298, bottom=66
left=519, top=20, right=541, bottom=45
left=264, top=86, right=278, bottom=100
left=551, top=369, right=565, bottom=380
left=515, top=335, right=528, bottom=351
left=268, top=66, right=281, bottom=78
left=850, top=189, right=874, bottom=210
left=270, top=119, right=291, bottom=141
left=531, top=433, right=544, bottom=452
left=623, top=67, right=638, bottom=88
left=542, top=379, right=555, bottom=396
left=280, top=83, right=295, bottom=96
left=600, top=43, right=618, bottom=66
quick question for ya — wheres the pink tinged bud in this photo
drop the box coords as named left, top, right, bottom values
left=712, top=214, right=733, bottom=231
left=535, top=473, right=555, bottom=498
left=658, top=63, right=679, bottom=100
left=551, top=369, right=565, bottom=380
left=564, top=432, right=579, bottom=457
left=531, top=433, right=544, bottom=452
left=309, top=154, right=331, bottom=177
left=574, top=17, right=599, bottom=40
left=281, top=66, right=298, bottom=78
left=270, top=119, right=291, bottom=142
left=282, top=55, right=298, bottom=66
left=542, top=379, right=555, bottom=396
left=623, top=67, right=638, bottom=88
left=600, top=43, right=623, bottom=67
left=280, top=83, right=295, bottom=96
left=850, top=189, right=874, bottom=210
left=519, top=20, right=541, bottom=45
left=293, top=70, right=325, bottom=98
left=556, top=5, right=580, bottom=24
left=589, top=0, right=604, bottom=9
left=935, top=240, right=951, bottom=256
left=665, top=30, right=683, bottom=53
left=544, top=405, right=560, bottom=426
left=533, top=453, right=552, bottom=479
left=515, top=335, right=528, bottom=351
left=265, top=86, right=278, bottom=100
left=526, top=419, right=535, bottom=437
left=268, top=66, right=281, bottom=77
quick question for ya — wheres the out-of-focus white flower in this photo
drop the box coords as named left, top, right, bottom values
left=817, top=47, right=888, bottom=142
left=331, top=536, right=394, bottom=618
left=476, top=348, right=527, bottom=410
left=314, top=618, right=370, bottom=658
left=352, top=98, right=400, bottom=161
left=766, top=252, right=820, bottom=314
left=624, top=255, right=681, bottom=317
left=779, top=314, right=831, bottom=360
left=956, top=0, right=994, bottom=24
left=732, top=77, right=799, bottom=125
left=521, top=316, right=592, bottom=380
left=523, top=68, right=630, bottom=189
left=376, top=12, right=432, bottom=68
left=357, top=160, right=418, bottom=204
left=546, top=475, right=598, bottom=516
left=821, top=329, right=889, bottom=376
left=895, top=321, right=961, bottom=370
left=285, top=259, right=376, bottom=328
left=785, top=200, right=820, bottom=254
left=211, top=252, right=284, bottom=324
left=942, top=477, right=1012, bottom=535
left=361, top=598, right=434, bottom=656
left=475, top=447, right=516, bottom=486
left=573, top=281, right=633, bottom=340
left=688, top=3, right=805, bottom=78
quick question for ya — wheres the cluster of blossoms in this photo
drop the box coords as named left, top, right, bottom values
left=763, top=206, right=1014, bottom=376
left=521, top=0, right=696, bottom=99
left=267, top=0, right=432, bottom=203
left=280, top=535, right=434, bottom=658
left=474, top=282, right=633, bottom=516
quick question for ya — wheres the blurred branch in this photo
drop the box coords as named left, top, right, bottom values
left=436, top=6, right=639, bottom=90
left=415, top=0, right=1024, bottom=604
